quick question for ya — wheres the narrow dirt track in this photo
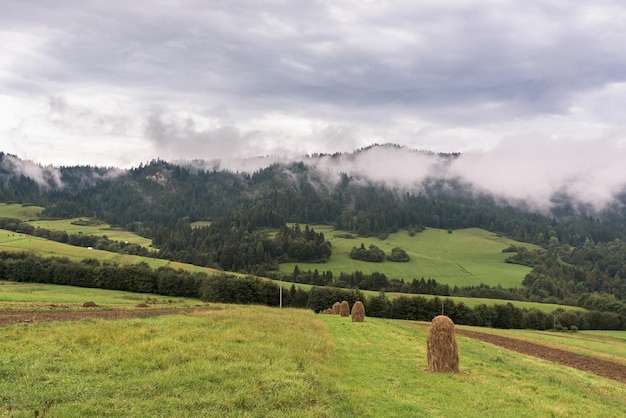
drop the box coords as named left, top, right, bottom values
left=0, top=307, right=216, bottom=327
left=456, top=329, right=626, bottom=384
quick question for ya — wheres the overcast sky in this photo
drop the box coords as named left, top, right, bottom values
left=1, top=0, right=626, bottom=204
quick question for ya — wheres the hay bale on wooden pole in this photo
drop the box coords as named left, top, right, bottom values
left=351, top=301, right=365, bottom=322
left=427, top=315, right=459, bottom=373
left=339, top=300, right=350, bottom=317
left=331, top=301, right=341, bottom=314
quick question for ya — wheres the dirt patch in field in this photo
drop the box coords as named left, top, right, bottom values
left=0, top=307, right=219, bottom=327
left=457, top=329, right=626, bottom=384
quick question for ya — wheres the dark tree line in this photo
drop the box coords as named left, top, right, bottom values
left=1, top=251, right=622, bottom=330
left=155, top=215, right=331, bottom=275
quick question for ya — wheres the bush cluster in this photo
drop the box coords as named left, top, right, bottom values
left=349, top=243, right=385, bottom=262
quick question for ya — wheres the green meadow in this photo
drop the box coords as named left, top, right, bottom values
left=0, top=229, right=225, bottom=277
left=1, top=204, right=538, bottom=289
left=0, top=301, right=624, bottom=417
left=0, top=228, right=583, bottom=313
left=280, top=225, right=540, bottom=288
left=0, top=204, right=582, bottom=312
left=28, top=218, right=154, bottom=248
left=0, top=203, right=151, bottom=248
left=0, top=280, right=197, bottom=307
left=0, top=203, right=42, bottom=220
left=583, top=330, right=626, bottom=340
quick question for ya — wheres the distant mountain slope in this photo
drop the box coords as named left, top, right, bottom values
left=1, top=147, right=625, bottom=245
left=2, top=149, right=626, bottom=314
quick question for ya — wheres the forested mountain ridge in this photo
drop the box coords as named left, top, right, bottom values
left=1, top=147, right=626, bottom=319
left=2, top=148, right=625, bottom=244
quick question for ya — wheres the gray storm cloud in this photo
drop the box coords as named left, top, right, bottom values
left=1, top=1, right=625, bottom=209
left=144, top=107, right=253, bottom=160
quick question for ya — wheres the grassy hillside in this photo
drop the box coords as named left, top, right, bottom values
left=0, top=204, right=582, bottom=313
left=0, top=280, right=198, bottom=306
left=0, top=229, right=225, bottom=276
left=0, top=203, right=43, bottom=220
left=29, top=218, right=154, bottom=248
left=1, top=228, right=585, bottom=313
left=1, top=204, right=538, bottom=288
left=0, top=203, right=152, bottom=248
left=0, top=303, right=624, bottom=417
left=280, top=226, right=540, bottom=288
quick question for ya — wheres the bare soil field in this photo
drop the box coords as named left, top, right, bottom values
left=456, top=329, right=626, bottom=384
left=0, top=306, right=217, bottom=327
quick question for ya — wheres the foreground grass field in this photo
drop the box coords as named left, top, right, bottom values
left=0, top=303, right=624, bottom=417
left=279, top=226, right=539, bottom=288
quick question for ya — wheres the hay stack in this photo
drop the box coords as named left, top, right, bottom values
left=427, top=315, right=459, bottom=373
left=351, top=301, right=365, bottom=322
left=331, top=301, right=341, bottom=314
left=339, top=300, right=350, bottom=317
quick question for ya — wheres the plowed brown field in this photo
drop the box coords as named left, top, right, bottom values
left=0, top=307, right=215, bottom=327
left=456, top=329, right=626, bottom=384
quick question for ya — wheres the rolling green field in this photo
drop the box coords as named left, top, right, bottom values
left=0, top=229, right=226, bottom=277
left=0, top=203, right=43, bottom=220
left=0, top=204, right=582, bottom=312
left=583, top=330, right=626, bottom=340
left=1, top=204, right=538, bottom=288
left=0, top=203, right=152, bottom=248
left=0, top=229, right=583, bottom=313
left=0, top=280, right=198, bottom=307
left=29, top=218, right=154, bottom=248
left=280, top=225, right=539, bottom=288
left=0, top=300, right=624, bottom=417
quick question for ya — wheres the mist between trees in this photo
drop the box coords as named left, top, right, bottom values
left=0, top=252, right=622, bottom=331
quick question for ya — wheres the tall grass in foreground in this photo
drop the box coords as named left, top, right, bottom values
left=0, top=306, right=343, bottom=417
left=1, top=305, right=625, bottom=417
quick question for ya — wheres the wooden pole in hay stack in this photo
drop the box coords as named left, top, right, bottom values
left=351, top=301, right=365, bottom=322
left=427, top=315, right=459, bottom=373
left=339, top=300, right=350, bottom=317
